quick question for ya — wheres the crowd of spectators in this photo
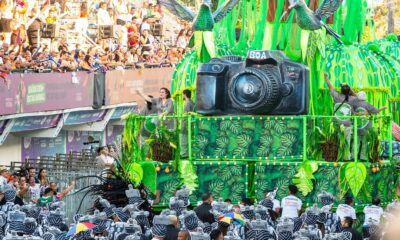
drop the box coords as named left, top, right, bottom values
left=0, top=166, right=75, bottom=206
left=0, top=0, right=193, bottom=78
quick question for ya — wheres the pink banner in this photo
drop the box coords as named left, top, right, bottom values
left=0, top=72, right=94, bottom=115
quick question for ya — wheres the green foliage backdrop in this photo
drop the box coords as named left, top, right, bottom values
left=192, top=116, right=304, bottom=160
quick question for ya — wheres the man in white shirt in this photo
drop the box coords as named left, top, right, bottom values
left=336, top=196, right=357, bottom=222
left=140, top=17, right=151, bottom=33
left=281, top=185, right=302, bottom=218
left=97, top=2, right=113, bottom=26
left=363, top=198, right=383, bottom=225
left=96, top=146, right=114, bottom=169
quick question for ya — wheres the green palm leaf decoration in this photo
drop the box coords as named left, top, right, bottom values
left=257, top=145, right=271, bottom=157
left=231, top=165, right=242, bottom=176
left=264, top=120, right=274, bottom=130
left=281, top=133, right=297, bottom=146
left=273, top=120, right=286, bottom=134
left=275, top=178, right=290, bottom=199
left=255, top=165, right=267, bottom=174
left=277, top=145, right=293, bottom=157
left=259, top=135, right=273, bottom=146
left=230, top=121, right=242, bottom=134
left=233, top=147, right=249, bottom=157
left=237, top=134, right=252, bottom=147
left=214, top=147, right=227, bottom=157
left=209, top=180, right=225, bottom=196
left=216, top=136, right=229, bottom=148
left=292, top=161, right=318, bottom=196
left=220, top=120, right=232, bottom=131
left=221, top=167, right=233, bottom=181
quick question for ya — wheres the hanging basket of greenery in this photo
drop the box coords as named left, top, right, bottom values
left=151, top=139, right=174, bottom=163
left=146, top=123, right=177, bottom=163
left=321, top=140, right=339, bottom=162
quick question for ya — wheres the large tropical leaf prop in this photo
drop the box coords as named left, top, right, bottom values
left=344, top=162, right=367, bottom=197
left=292, top=160, right=318, bottom=196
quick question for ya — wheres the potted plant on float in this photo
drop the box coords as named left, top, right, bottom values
left=308, top=119, right=348, bottom=162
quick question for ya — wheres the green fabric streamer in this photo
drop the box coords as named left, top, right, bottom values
left=140, top=161, right=157, bottom=194
left=343, top=0, right=367, bottom=44
left=178, top=160, right=199, bottom=192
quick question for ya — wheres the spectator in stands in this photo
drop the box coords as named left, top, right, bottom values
left=176, top=29, right=188, bottom=49
left=27, top=167, right=39, bottom=184
left=59, top=51, right=77, bottom=71
left=37, top=187, right=54, bottom=206
left=49, top=181, right=75, bottom=201
left=140, top=29, right=155, bottom=53
left=115, top=0, right=128, bottom=25
left=281, top=185, right=302, bottom=218
left=0, top=167, right=10, bottom=187
left=127, top=16, right=140, bottom=47
left=28, top=176, right=40, bottom=203
left=0, top=56, right=11, bottom=82
left=194, top=192, right=215, bottom=224
left=140, top=17, right=151, bottom=33
left=96, top=146, right=114, bottom=169
left=341, top=216, right=363, bottom=240
left=80, top=55, right=96, bottom=71
left=97, top=2, right=113, bottom=26
left=17, top=176, right=30, bottom=204
left=336, top=196, right=357, bottom=222
left=38, top=168, right=49, bottom=195
left=0, top=184, right=24, bottom=207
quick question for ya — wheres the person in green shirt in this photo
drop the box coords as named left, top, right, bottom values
left=37, top=187, right=54, bottom=207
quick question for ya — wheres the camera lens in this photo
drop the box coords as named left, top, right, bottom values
left=228, top=67, right=281, bottom=113
left=233, top=75, right=262, bottom=104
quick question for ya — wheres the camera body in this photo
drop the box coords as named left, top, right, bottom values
left=196, top=50, right=309, bottom=115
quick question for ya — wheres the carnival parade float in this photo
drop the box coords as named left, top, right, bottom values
left=117, top=0, right=400, bottom=228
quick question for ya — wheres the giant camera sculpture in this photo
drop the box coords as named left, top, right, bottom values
left=196, top=50, right=309, bottom=115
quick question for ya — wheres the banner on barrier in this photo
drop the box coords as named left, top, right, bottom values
left=105, top=68, right=174, bottom=105
left=0, top=72, right=94, bottom=115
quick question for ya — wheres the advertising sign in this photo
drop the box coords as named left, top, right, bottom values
left=0, top=72, right=94, bottom=115
left=21, top=131, right=66, bottom=160
left=64, top=110, right=108, bottom=126
left=11, top=114, right=61, bottom=132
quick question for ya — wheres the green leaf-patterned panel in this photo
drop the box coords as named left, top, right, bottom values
left=192, top=117, right=304, bottom=160
left=151, top=162, right=181, bottom=206
left=254, top=163, right=340, bottom=206
left=190, top=161, right=248, bottom=204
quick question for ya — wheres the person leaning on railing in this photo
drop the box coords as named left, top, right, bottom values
left=325, top=73, right=358, bottom=161
left=136, top=87, right=174, bottom=116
